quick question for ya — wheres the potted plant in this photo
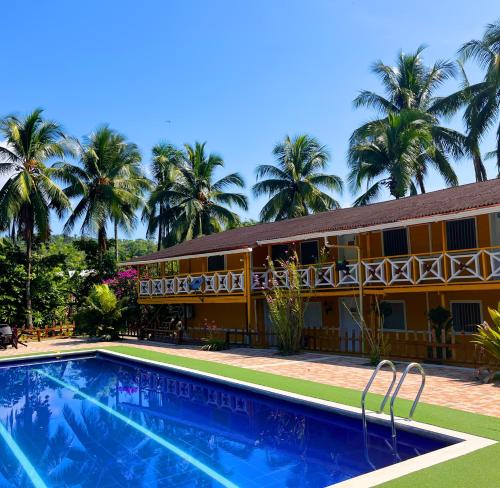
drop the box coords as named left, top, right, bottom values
left=473, top=302, right=500, bottom=382
left=427, top=306, right=453, bottom=360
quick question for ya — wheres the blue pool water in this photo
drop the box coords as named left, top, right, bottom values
left=0, top=353, right=455, bottom=487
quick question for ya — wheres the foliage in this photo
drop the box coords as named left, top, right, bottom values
left=74, top=284, right=126, bottom=339
left=440, top=20, right=500, bottom=173
left=473, top=302, right=500, bottom=363
left=253, top=134, right=343, bottom=221
left=142, top=142, right=183, bottom=250
left=0, top=108, right=73, bottom=326
left=350, top=47, right=464, bottom=204
left=428, top=306, right=453, bottom=337
left=53, top=125, right=150, bottom=255
left=348, top=110, right=457, bottom=206
left=200, top=319, right=229, bottom=351
left=263, top=253, right=306, bottom=354
left=0, top=238, right=84, bottom=326
left=103, top=268, right=139, bottom=326
left=166, top=141, right=248, bottom=241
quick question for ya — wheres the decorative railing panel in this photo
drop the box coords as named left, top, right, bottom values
left=138, top=248, right=500, bottom=297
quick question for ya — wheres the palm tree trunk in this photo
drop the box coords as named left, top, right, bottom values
left=157, top=206, right=163, bottom=251
left=471, top=142, right=487, bottom=182
left=417, top=176, right=426, bottom=194
left=114, top=220, right=119, bottom=262
left=26, top=233, right=33, bottom=328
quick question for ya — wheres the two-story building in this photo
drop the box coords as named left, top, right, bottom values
left=123, top=179, right=500, bottom=365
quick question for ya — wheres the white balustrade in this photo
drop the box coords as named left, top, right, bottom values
left=139, top=280, right=150, bottom=296
left=164, top=278, right=175, bottom=295
left=230, top=272, right=245, bottom=292
left=314, top=265, right=335, bottom=287
left=416, top=254, right=445, bottom=282
left=447, top=252, right=482, bottom=280
left=485, top=249, right=500, bottom=279
left=252, top=271, right=268, bottom=290
left=151, top=279, right=164, bottom=295
left=363, top=260, right=387, bottom=285
left=337, top=263, right=359, bottom=286
left=388, top=257, right=413, bottom=284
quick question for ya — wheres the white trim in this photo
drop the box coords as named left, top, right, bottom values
left=0, top=349, right=495, bottom=488
left=256, top=205, right=500, bottom=246
left=119, top=247, right=253, bottom=266
left=449, top=300, right=483, bottom=334
left=381, top=299, right=407, bottom=331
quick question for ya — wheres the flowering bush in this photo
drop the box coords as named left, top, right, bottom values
left=103, top=268, right=138, bottom=299
left=264, top=252, right=306, bottom=354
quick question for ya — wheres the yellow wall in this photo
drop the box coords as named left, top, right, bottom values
left=187, top=303, right=247, bottom=329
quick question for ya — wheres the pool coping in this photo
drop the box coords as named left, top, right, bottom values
left=1, top=349, right=496, bottom=488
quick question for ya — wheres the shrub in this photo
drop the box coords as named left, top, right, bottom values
left=74, top=284, right=126, bottom=339
left=474, top=302, right=500, bottom=364
left=264, top=252, right=305, bottom=355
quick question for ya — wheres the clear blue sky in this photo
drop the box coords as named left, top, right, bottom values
left=1, top=1, right=498, bottom=238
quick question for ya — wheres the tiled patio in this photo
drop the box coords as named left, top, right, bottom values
left=2, top=337, right=499, bottom=418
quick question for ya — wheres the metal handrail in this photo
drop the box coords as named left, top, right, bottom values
left=389, top=362, right=426, bottom=448
left=361, top=360, right=397, bottom=446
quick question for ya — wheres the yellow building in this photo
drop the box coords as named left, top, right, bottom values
left=124, top=179, right=500, bottom=365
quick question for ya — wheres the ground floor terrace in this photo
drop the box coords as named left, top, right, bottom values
left=1, top=338, right=499, bottom=487
left=136, top=288, right=499, bottom=368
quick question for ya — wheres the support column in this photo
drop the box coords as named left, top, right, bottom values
left=243, top=252, right=254, bottom=334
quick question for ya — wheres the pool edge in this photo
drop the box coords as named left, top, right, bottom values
left=1, top=349, right=496, bottom=488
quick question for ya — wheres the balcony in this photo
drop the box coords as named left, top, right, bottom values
left=138, top=247, right=500, bottom=298
left=139, top=269, right=246, bottom=297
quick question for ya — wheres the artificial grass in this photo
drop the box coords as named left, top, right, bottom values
left=2, top=344, right=499, bottom=487
left=103, top=345, right=500, bottom=488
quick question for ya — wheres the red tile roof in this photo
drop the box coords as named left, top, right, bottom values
left=125, top=179, right=500, bottom=264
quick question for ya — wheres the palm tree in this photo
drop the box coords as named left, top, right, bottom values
left=352, top=46, right=463, bottom=194
left=348, top=111, right=437, bottom=206
left=54, top=126, right=149, bottom=260
left=167, top=142, right=248, bottom=241
left=438, top=20, right=500, bottom=174
left=142, top=142, right=182, bottom=250
left=0, top=108, right=72, bottom=327
left=252, top=134, right=342, bottom=221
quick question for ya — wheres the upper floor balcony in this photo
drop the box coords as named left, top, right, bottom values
left=137, top=246, right=500, bottom=298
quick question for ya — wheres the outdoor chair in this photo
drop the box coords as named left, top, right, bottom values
left=0, top=325, right=16, bottom=350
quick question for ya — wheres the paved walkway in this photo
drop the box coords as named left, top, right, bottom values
left=2, top=338, right=499, bottom=418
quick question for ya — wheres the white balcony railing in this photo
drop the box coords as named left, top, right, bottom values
left=138, top=248, right=500, bottom=296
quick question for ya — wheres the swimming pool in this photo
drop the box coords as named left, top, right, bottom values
left=0, top=351, right=493, bottom=487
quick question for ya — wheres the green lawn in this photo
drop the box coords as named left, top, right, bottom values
left=3, top=345, right=500, bottom=487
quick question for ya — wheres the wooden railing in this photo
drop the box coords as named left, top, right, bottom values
left=137, top=246, right=500, bottom=298
left=183, top=326, right=481, bottom=365
left=252, top=246, right=500, bottom=291
left=139, top=269, right=245, bottom=297
left=17, top=323, right=75, bottom=342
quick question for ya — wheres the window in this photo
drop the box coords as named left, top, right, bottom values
left=300, top=241, right=319, bottom=265
left=380, top=301, right=406, bottom=330
left=451, top=302, right=482, bottom=333
left=446, top=218, right=477, bottom=251
left=207, top=255, right=225, bottom=272
left=383, top=228, right=408, bottom=256
left=271, top=244, right=289, bottom=263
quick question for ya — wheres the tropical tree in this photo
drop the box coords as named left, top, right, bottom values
left=438, top=19, right=500, bottom=174
left=0, top=108, right=73, bottom=327
left=352, top=46, right=463, bottom=195
left=54, top=126, right=149, bottom=261
left=167, top=142, right=248, bottom=240
left=348, top=111, right=438, bottom=206
left=252, top=134, right=343, bottom=221
left=142, top=142, right=182, bottom=250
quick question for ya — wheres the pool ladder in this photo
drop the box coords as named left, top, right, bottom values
left=361, top=360, right=426, bottom=454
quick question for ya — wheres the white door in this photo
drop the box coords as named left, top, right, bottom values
left=337, top=234, right=358, bottom=261
left=339, top=297, right=361, bottom=352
